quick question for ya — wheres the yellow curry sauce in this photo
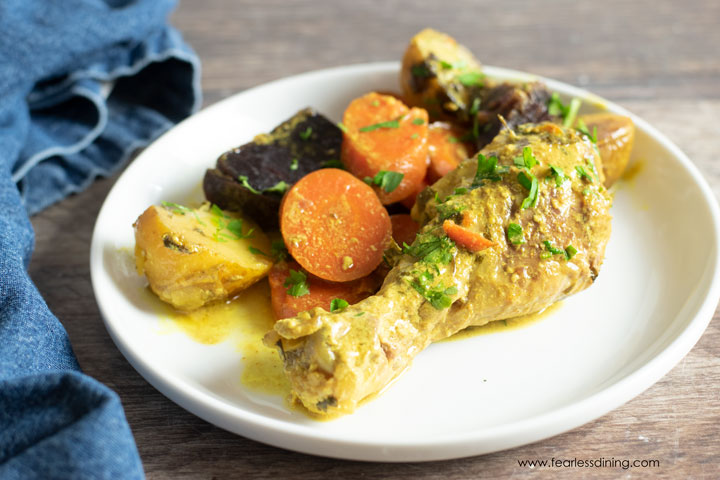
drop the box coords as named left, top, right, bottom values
left=151, top=278, right=557, bottom=398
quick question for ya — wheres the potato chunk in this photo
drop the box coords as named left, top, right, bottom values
left=578, top=113, right=635, bottom=187
left=400, top=28, right=483, bottom=123
left=133, top=203, right=273, bottom=311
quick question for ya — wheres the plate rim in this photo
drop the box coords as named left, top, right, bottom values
left=90, top=61, right=720, bottom=461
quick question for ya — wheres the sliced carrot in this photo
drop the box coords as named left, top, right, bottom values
left=280, top=168, right=391, bottom=282
left=401, top=177, right=428, bottom=210
left=390, top=214, right=420, bottom=246
left=268, top=261, right=380, bottom=319
left=426, top=122, right=470, bottom=183
left=443, top=219, right=495, bottom=252
left=341, top=92, right=429, bottom=204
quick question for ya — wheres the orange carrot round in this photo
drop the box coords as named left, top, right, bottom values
left=341, top=92, right=429, bottom=204
left=427, top=122, right=470, bottom=183
left=268, top=261, right=380, bottom=319
left=443, top=219, right=495, bottom=252
left=390, top=214, right=420, bottom=246
left=280, top=168, right=391, bottom=282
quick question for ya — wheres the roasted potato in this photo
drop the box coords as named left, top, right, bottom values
left=578, top=113, right=635, bottom=187
left=400, top=28, right=484, bottom=123
left=134, top=203, right=273, bottom=311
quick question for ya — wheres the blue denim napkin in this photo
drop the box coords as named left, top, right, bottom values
left=0, top=1, right=200, bottom=478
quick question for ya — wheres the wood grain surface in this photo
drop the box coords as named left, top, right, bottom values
left=28, top=0, right=720, bottom=478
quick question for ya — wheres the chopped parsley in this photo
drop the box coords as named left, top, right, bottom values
left=439, top=60, right=467, bottom=70
left=448, top=136, right=460, bottom=143
left=457, top=71, right=484, bottom=87
left=371, top=99, right=380, bottom=107
left=542, top=240, right=577, bottom=260
left=238, top=175, right=261, bottom=194
left=354, top=311, right=365, bottom=317
left=299, top=126, right=313, bottom=140
left=289, top=158, right=299, bottom=171
left=161, top=201, right=191, bottom=215
left=507, top=223, right=525, bottom=245
left=547, top=93, right=582, bottom=128
left=518, top=170, right=539, bottom=209
left=271, top=241, right=288, bottom=262
left=409, top=271, right=457, bottom=310
left=412, top=118, right=425, bottom=125
left=210, top=205, right=253, bottom=242
left=469, top=97, right=481, bottom=115
left=437, top=202, right=467, bottom=220
left=514, top=146, right=538, bottom=170
left=365, top=170, right=404, bottom=193
left=248, top=246, right=269, bottom=257
left=548, top=164, right=568, bottom=186
left=337, top=122, right=348, bottom=133
left=410, top=133, right=419, bottom=139
left=472, top=153, right=506, bottom=188
left=575, top=165, right=594, bottom=182
left=330, top=298, right=349, bottom=312
left=359, top=119, right=401, bottom=132
left=403, top=234, right=455, bottom=265
left=284, top=269, right=310, bottom=297
left=575, top=118, right=598, bottom=143
left=264, top=181, right=290, bottom=194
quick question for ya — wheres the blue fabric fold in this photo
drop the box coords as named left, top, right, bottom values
left=0, top=1, right=201, bottom=478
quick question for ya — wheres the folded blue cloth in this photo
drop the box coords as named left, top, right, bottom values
left=0, top=1, right=200, bottom=478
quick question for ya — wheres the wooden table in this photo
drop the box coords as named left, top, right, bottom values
left=29, top=0, right=720, bottom=478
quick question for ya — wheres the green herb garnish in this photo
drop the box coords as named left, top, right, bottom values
left=518, top=170, right=539, bottom=209
left=548, top=164, right=568, bottom=186
left=330, top=298, right=349, bottom=312
left=576, top=118, right=597, bottom=143
left=409, top=271, right=457, bottom=310
left=264, top=181, right=289, bottom=194
left=238, top=175, right=261, bottom=194
left=284, top=269, right=310, bottom=297
left=507, top=223, right=525, bottom=245
left=299, top=126, right=312, bottom=140
left=437, top=202, right=467, bottom=220
left=367, top=170, right=404, bottom=193
left=542, top=240, right=576, bottom=260
left=403, top=234, right=455, bottom=265
left=472, top=153, right=504, bottom=187
left=161, top=201, right=191, bottom=215
left=248, top=246, right=270, bottom=257
left=337, top=122, right=348, bottom=133
left=359, top=119, right=401, bottom=132
left=412, top=118, right=425, bottom=125
left=457, top=71, right=484, bottom=87
left=575, top=165, right=594, bottom=182
left=271, top=241, right=288, bottom=262
left=410, top=133, right=419, bottom=139
left=563, top=98, right=582, bottom=128
left=290, top=158, right=299, bottom=171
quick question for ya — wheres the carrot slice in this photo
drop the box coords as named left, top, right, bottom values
left=443, top=219, right=495, bottom=252
left=268, top=261, right=380, bottom=319
left=341, top=92, right=429, bottom=204
left=427, top=122, right=470, bottom=183
left=390, top=214, right=420, bottom=246
left=280, top=168, right=391, bottom=282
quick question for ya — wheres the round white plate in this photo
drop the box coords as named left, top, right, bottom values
left=90, top=62, right=720, bottom=462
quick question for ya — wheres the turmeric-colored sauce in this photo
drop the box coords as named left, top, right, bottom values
left=443, top=301, right=563, bottom=342
left=151, top=280, right=560, bottom=405
left=152, top=280, right=289, bottom=397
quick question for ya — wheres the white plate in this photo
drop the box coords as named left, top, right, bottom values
left=90, top=62, right=720, bottom=461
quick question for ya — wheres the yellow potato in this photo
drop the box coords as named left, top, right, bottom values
left=578, top=113, right=635, bottom=187
left=133, top=203, right=273, bottom=311
left=400, top=28, right=483, bottom=123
